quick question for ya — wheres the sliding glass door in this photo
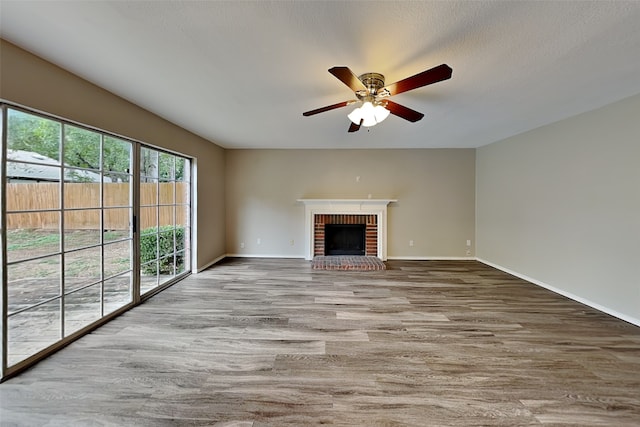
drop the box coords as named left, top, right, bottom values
left=1, top=104, right=192, bottom=378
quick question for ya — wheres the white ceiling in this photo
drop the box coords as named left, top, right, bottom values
left=2, top=1, right=640, bottom=149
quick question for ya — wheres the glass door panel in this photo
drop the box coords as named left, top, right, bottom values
left=99, top=136, right=133, bottom=313
left=64, top=284, right=102, bottom=336
left=7, top=300, right=61, bottom=367
left=64, top=209, right=101, bottom=250
left=139, top=147, right=190, bottom=296
left=3, top=108, right=134, bottom=368
left=103, top=275, right=132, bottom=315
left=5, top=108, right=63, bottom=365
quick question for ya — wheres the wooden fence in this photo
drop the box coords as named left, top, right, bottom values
left=6, top=182, right=188, bottom=230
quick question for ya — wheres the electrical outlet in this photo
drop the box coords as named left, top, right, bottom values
left=466, top=239, right=472, bottom=247
left=240, top=242, right=245, bottom=249
left=290, top=239, right=294, bottom=246
left=409, top=240, right=414, bottom=247
left=257, top=238, right=261, bottom=245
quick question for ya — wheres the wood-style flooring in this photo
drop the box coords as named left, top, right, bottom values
left=1, top=258, right=639, bottom=426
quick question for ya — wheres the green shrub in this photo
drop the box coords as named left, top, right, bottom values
left=140, top=225, right=185, bottom=275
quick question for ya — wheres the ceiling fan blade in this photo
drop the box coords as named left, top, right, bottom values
left=382, top=64, right=452, bottom=96
left=303, top=100, right=357, bottom=117
left=384, top=100, right=424, bottom=122
left=329, top=66, right=367, bottom=92
left=348, top=119, right=362, bottom=133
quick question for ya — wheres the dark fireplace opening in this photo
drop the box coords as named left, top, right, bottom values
left=324, top=224, right=366, bottom=256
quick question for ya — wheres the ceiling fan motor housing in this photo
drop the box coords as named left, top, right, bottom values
left=357, top=73, right=385, bottom=98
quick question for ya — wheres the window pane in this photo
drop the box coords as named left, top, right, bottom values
left=65, top=247, right=101, bottom=293
left=104, top=240, right=131, bottom=279
left=159, top=205, right=173, bottom=228
left=6, top=161, right=61, bottom=185
left=64, top=179, right=100, bottom=209
left=176, top=226, right=190, bottom=255
left=103, top=136, right=131, bottom=174
left=64, top=209, right=101, bottom=250
left=8, top=299, right=61, bottom=366
left=141, top=147, right=158, bottom=180
left=176, top=181, right=190, bottom=205
left=65, top=284, right=102, bottom=336
left=159, top=181, right=174, bottom=205
left=64, top=167, right=102, bottom=183
left=141, top=231, right=158, bottom=271
left=176, top=205, right=190, bottom=228
left=104, top=207, right=131, bottom=239
left=140, top=206, right=158, bottom=233
left=175, top=157, right=188, bottom=182
left=8, top=255, right=61, bottom=314
left=105, top=172, right=131, bottom=184
left=6, top=167, right=60, bottom=211
left=160, top=226, right=175, bottom=253
left=141, top=261, right=158, bottom=294
left=159, top=152, right=174, bottom=181
left=104, top=275, right=132, bottom=315
left=159, top=254, right=176, bottom=286
left=7, top=109, right=61, bottom=163
left=176, top=250, right=187, bottom=275
left=64, top=125, right=100, bottom=171
left=104, top=181, right=131, bottom=207
left=6, top=212, right=60, bottom=263
left=140, top=180, right=158, bottom=205
left=104, top=228, right=131, bottom=243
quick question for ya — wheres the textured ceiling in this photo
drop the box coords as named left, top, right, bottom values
left=2, top=1, right=640, bottom=149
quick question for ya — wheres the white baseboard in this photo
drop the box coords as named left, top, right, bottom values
left=388, top=256, right=475, bottom=261
left=476, top=258, right=640, bottom=327
left=223, top=255, right=473, bottom=261
left=225, top=253, right=306, bottom=259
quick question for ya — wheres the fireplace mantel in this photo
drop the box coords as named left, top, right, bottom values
left=297, top=199, right=397, bottom=261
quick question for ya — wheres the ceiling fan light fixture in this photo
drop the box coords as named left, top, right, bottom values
left=373, top=104, right=390, bottom=122
left=347, top=106, right=364, bottom=125
left=360, top=101, right=377, bottom=127
left=348, top=101, right=389, bottom=127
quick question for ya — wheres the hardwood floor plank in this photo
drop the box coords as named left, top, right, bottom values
left=1, top=258, right=639, bottom=426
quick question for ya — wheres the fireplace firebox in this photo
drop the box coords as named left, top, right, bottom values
left=324, top=224, right=366, bottom=256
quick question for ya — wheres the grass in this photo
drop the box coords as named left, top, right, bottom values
left=7, top=229, right=60, bottom=251
left=105, top=230, right=129, bottom=241
left=7, top=229, right=129, bottom=252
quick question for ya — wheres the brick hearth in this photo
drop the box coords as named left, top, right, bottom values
left=311, top=255, right=386, bottom=270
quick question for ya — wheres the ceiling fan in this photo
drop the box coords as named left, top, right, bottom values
left=303, top=64, right=453, bottom=132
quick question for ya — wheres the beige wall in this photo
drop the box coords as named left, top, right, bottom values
left=476, top=93, right=640, bottom=324
left=225, top=149, right=476, bottom=258
left=0, top=39, right=226, bottom=270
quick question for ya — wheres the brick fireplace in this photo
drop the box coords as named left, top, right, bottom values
left=298, top=199, right=396, bottom=261
left=314, top=214, right=377, bottom=256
